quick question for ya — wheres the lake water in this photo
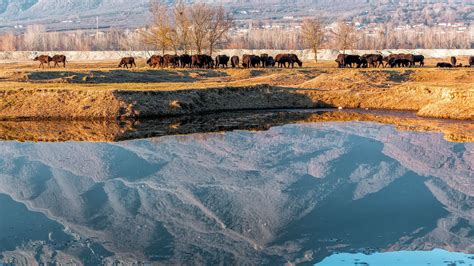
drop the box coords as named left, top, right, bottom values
left=0, top=118, right=472, bottom=265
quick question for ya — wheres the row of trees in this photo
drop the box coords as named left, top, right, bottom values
left=141, top=0, right=358, bottom=61
left=142, top=0, right=233, bottom=56
left=0, top=1, right=471, bottom=55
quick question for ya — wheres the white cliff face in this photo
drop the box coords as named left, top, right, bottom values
left=0, top=121, right=472, bottom=264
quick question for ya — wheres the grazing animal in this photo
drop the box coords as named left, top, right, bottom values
left=469, top=56, right=474, bottom=67
left=252, top=55, right=261, bottom=68
left=275, top=54, right=303, bottom=68
left=118, top=57, right=136, bottom=68
left=241, top=54, right=249, bottom=68
left=179, top=54, right=192, bottom=68
left=266, top=56, right=276, bottom=67
left=202, top=55, right=214, bottom=68
left=275, top=54, right=290, bottom=68
left=163, top=54, right=178, bottom=68
left=260, top=54, right=269, bottom=68
left=335, top=54, right=362, bottom=68
left=51, top=55, right=67, bottom=68
left=388, top=58, right=410, bottom=68
left=231, top=56, right=239, bottom=68
left=361, top=54, right=383, bottom=68
left=383, top=54, right=414, bottom=67
left=289, top=54, right=303, bottom=67
left=242, top=54, right=260, bottom=68
left=192, top=55, right=202, bottom=68
left=215, top=55, right=230, bottom=68
left=450, top=56, right=457, bottom=67
left=147, top=55, right=163, bottom=68
left=192, top=54, right=213, bottom=68
left=33, top=55, right=52, bottom=69
left=413, top=55, right=425, bottom=66
left=360, top=57, right=369, bottom=68
left=335, top=54, right=346, bottom=68
left=436, top=62, right=453, bottom=68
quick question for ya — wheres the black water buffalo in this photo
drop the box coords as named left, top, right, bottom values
left=179, top=54, right=192, bottom=68
left=413, top=55, right=425, bottom=66
left=275, top=54, right=290, bottom=68
left=147, top=55, right=163, bottom=68
left=118, top=57, right=136, bottom=68
left=33, top=55, right=52, bottom=68
left=191, top=55, right=202, bottom=68
left=162, top=54, right=178, bottom=68
left=275, top=54, right=302, bottom=68
left=388, top=58, right=410, bottom=68
left=469, top=56, right=474, bottom=67
left=192, top=55, right=213, bottom=68
left=335, top=54, right=345, bottom=68
left=437, top=62, right=453, bottom=68
left=289, top=54, right=303, bottom=67
left=51, top=55, right=67, bottom=68
left=383, top=54, right=414, bottom=67
left=231, top=56, right=239, bottom=68
left=335, top=54, right=361, bottom=68
left=450, top=56, right=457, bottom=67
left=242, top=54, right=260, bottom=68
left=267, top=56, right=276, bottom=67
left=360, top=57, right=369, bottom=68
left=361, top=54, right=383, bottom=68
left=202, top=55, right=214, bottom=68
left=260, top=54, right=269, bottom=68
left=215, top=55, right=230, bottom=68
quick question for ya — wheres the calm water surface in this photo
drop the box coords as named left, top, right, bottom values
left=0, top=120, right=472, bottom=265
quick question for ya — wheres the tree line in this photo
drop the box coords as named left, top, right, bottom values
left=0, top=0, right=471, bottom=56
left=141, top=0, right=234, bottom=56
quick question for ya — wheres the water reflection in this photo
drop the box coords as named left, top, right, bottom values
left=0, top=120, right=472, bottom=264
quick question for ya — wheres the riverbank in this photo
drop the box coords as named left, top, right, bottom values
left=1, top=110, right=473, bottom=143
left=0, top=61, right=472, bottom=121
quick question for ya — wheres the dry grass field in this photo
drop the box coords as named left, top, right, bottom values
left=0, top=58, right=472, bottom=121
left=0, top=57, right=472, bottom=91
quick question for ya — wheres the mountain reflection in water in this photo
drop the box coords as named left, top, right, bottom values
left=0, top=120, right=472, bottom=265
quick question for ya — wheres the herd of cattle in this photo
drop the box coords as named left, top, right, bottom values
left=33, top=53, right=474, bottom=69
left=142, top=53, right=303, bottom=69
left=336, top=53, right=474, bottom=68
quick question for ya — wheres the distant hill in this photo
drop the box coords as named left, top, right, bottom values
left=0, top=0, right=472, bottom=32
left=0, top=0, right=151, bottom=31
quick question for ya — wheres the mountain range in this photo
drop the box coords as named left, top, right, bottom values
left=1, top=0, right=471, bottom=32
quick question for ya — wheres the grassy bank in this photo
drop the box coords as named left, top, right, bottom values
left=0, top=60, right=472, bottom=120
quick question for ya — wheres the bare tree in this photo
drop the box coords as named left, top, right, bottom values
left=174, top=1, right=192, bottom=54
left=301, top=18, right=326, bottom=62
left=0, top=32, right=17, bottom=51
left=142, top=0, right=174, bottom=55
left=207, top=6, right=234, bottom=56
left=189, top=3, right=213, bottom=55
left=188, top=3, right=233, bottom=55
left=331, top=22, right=358, bottom=55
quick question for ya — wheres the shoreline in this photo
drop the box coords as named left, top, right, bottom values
left=1, top=109, right=472, bottom=143
left=0, top=83, right=472, bottom=121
